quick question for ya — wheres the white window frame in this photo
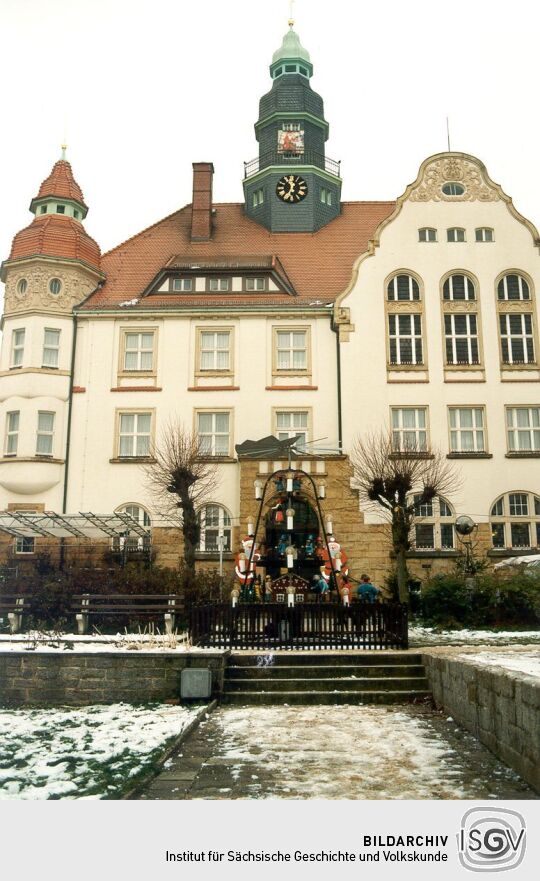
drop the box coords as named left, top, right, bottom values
left=499, top=313, right=535, bottom=364
left=418, top=227, right=437, bottom=242
left=506, top=407, right=540, bottom=452
left=444, top=313, right=479, bottom=365
left=275, top=329, right=308, bottom=372
left=391, top=407, right=428, bottom=452
left=447, top=227, right=466, bottom=242
left=475, top=227, right=494, bottom=242
left=490, top=491, right=540, bottom=550
left=274, top=410, right=310, bottom=448
left=388, top=313, right=423, bottom=365
left=443, top=274, right=476, bottom=301
left=449, top=407, right=485, bottom=453
left=208, top=278, right=230, bottom=292
left=42, top=328, right=61, bottom=368
left=497, top=274, right=530, bottom=301
left=199, top=330, right=231, bottom=372
left=122, top=331, right=155, bottom=373
left=387, top=274, right=420, bottom=301
left=113, top=504, right=152, bottom=552
left=198, top=504, right=232, bottom=552
left=5, top=411, right=19, bottom=456
left=118, top=412, right=152, bottom=458
left=196, top=411, right=231, bottom=457
left=244, top=277, right=265, bottom=291
left=252, top=188, right=265, bottom=207
left=172, top=278, right=193, bottom=292
left=11, top=329, right=25, bottom=368
left=413, top=496, right=455, bottom=550
left=36, top=411, right=55, bottom=456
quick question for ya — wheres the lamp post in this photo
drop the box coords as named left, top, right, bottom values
left=455, top=514, right=478, bottom=590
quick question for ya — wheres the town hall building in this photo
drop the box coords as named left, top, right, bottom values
left=1, top=21, right=540, bottom=588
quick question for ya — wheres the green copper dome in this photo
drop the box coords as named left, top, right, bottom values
left=272, top=26, right=311, bottom=64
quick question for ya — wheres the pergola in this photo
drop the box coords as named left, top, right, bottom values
left=0, top=511, right=152, bottom=540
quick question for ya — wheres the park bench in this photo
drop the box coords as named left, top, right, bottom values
left=0, top=596, right=27, bottom=634
left=72, top=593, right=181, bottom=635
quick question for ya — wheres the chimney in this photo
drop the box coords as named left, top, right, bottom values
left=190, top=162, right=214, bottom=242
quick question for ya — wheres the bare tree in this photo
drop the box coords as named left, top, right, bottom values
left=350, top=430, right=460, bottom=603
left=144, top=418, right=219, bottom=594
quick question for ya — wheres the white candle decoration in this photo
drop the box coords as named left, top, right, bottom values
left=287, top=553, right=294, bottom=569
left=286, top=476, right=293, bottom=492
left=248, top=521, right=254, bottom=536
left=239, top=554, right=246, bottom=573
left=326, top=519, right=333, bottom=534
left=287, top=516, right=293, bottom=530
left=336, top=554, right=342, bottom=572
left=254, top=480, right=262, bottom=500
left=318, top=483, right=326, bottom=499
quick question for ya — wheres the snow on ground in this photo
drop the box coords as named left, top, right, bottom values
left=0, top=703, right=202, bottom=800
left=457, top=650, right=540, bottom=679
left=202, top=705, right=523, bottom=799
left=0, top=632, right=223, bottom=653
left=410, top=625, right=540, bottom=646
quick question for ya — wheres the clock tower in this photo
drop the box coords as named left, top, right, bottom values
left=243, top=21, right=342, bottom=233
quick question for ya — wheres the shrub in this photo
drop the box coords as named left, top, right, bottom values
left=421, top=570, right=540, bottom=628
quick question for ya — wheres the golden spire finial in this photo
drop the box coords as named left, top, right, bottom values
left=288, top=0, right=294, bottom=27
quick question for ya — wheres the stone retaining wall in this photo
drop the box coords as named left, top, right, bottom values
left=422, top=650, right=540, bottom=793
left=0, top=650, right=229, bottom=707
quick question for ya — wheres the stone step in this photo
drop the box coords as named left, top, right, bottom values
left=221, top=690, right=432, bottom=706
left=228, top=652, right=421, bottom=667
left=226, top=664, right=427, bottom=680
left=225, top=676, right=430, bottom=693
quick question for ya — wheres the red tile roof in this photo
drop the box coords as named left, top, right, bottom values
left=35, top=160, right=87, bottom=208
left=9, top=214, right=101, bottom=270
left=81, top=201, right=395, bottom=310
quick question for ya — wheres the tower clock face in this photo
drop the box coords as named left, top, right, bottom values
left=276, top=175, right=308, bottom=203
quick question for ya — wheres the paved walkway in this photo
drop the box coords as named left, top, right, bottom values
left=136, top=704, right=536, bottom=800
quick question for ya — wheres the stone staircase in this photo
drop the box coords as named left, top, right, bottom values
left=222, top=651, right=431, bottom=705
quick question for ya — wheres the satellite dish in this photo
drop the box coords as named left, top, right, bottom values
left=455, top=514, right=476, bottom=536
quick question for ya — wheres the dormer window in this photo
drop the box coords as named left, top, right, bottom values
left=244, top=277, right=266, bottom=291
left=208, top=278, right=230, bottom=292
left=172, top=278, right=193, bottom=292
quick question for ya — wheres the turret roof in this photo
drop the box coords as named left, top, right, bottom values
left=272, top=26, right=311, bottom=64
left=34, top=159, right=87, bottom=209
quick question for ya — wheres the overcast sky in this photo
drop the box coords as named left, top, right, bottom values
left=1, top=0, right=540, bottom=272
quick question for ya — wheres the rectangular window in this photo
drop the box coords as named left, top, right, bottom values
left=172, top=278, right=193, bottom=292
left=444, top=314, right=479, bottom=364
left=118, top=412, right=151, bottom=457
left=418, top=228, right=437, bottom=242
left=415, top=524, right=435, bottom=548
left=275, top=411, right=309, bottom=447
left=199, top=331, right=230, bottom=371
left=449, top=407, right=485, bottom=452
left=509, top=493, right=528, bottom=516
left=197, top=411, right=230, bottom=456
left=252, top=188, right=265, bottom=207
left=36, top=411, right=55, bottom=456
left=56, top=204, right=65, bottom=214
left=391, top=407, right=428, bottom=452
left=276, top=329, right=308, bottom=371
left=510, top=522, right=530, bottom=547
left=475, top=228, right=494, bottom=242
left=245, top=278, right=265, bottom=291
left=123, top=332, right=155, bottom=372
left=42, top=329, right=60, bottom=368
left=16, top=536, right=35, bottom=554
left=208, top=278, right=230, bottom=292
left=441, top=523, right=454, bottom=549
left=11, top=329, right=25, bottom=368
left=282, top=122, right=301, bottom=131
left=5, top=411, right=19, bottom=456
left=506, top=407, right=540, bottom=451
left=447, top=228, right=466, bottom=242
left=320, top=188, right=332, bottom=206
left=499, top=314, right=535, bottom=364
left=388, top=313, right=423, bottom=364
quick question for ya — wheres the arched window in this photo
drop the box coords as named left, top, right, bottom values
left=443, top=274, right=476, bottom=300
left=490, top=492, right=540, bottom=550
left=447, top=228, right=466, bottom=242
left=387, top=274, right=420, bottom=301
left=198, top=504, right=232, bottom=552
left=497, top=274, right=530, bottom=301
left=413, top=496, right=455, bottom=550
left=418, top=228, right=437, bottom=243
left=113, top=504, right=152, bottom=552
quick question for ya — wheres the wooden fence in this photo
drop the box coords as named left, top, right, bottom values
left=189, top=602, right=408, bottom=651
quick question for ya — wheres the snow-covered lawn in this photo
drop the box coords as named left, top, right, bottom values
left=457, top=650, right=540, bottom=679
left=0, top=703, right=202, bottom=800
left=0, top=632, right=223, bottom=653
left=410, top=625, right=540, bottom=646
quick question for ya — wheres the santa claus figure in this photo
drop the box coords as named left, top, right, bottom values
left=234, top=535, right=261, bottom=587
left=315, top=534, right=349, bottom=588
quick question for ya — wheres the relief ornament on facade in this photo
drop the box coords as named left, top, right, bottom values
left=409, top=157, right=500, bottom=203
left=4, top=266, right=96, bottom=315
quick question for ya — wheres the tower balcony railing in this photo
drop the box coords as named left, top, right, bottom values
left=244, top=151, right=341, bottom=180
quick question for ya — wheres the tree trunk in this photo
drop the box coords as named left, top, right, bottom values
left=395, top=545, right=409, bottom=604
